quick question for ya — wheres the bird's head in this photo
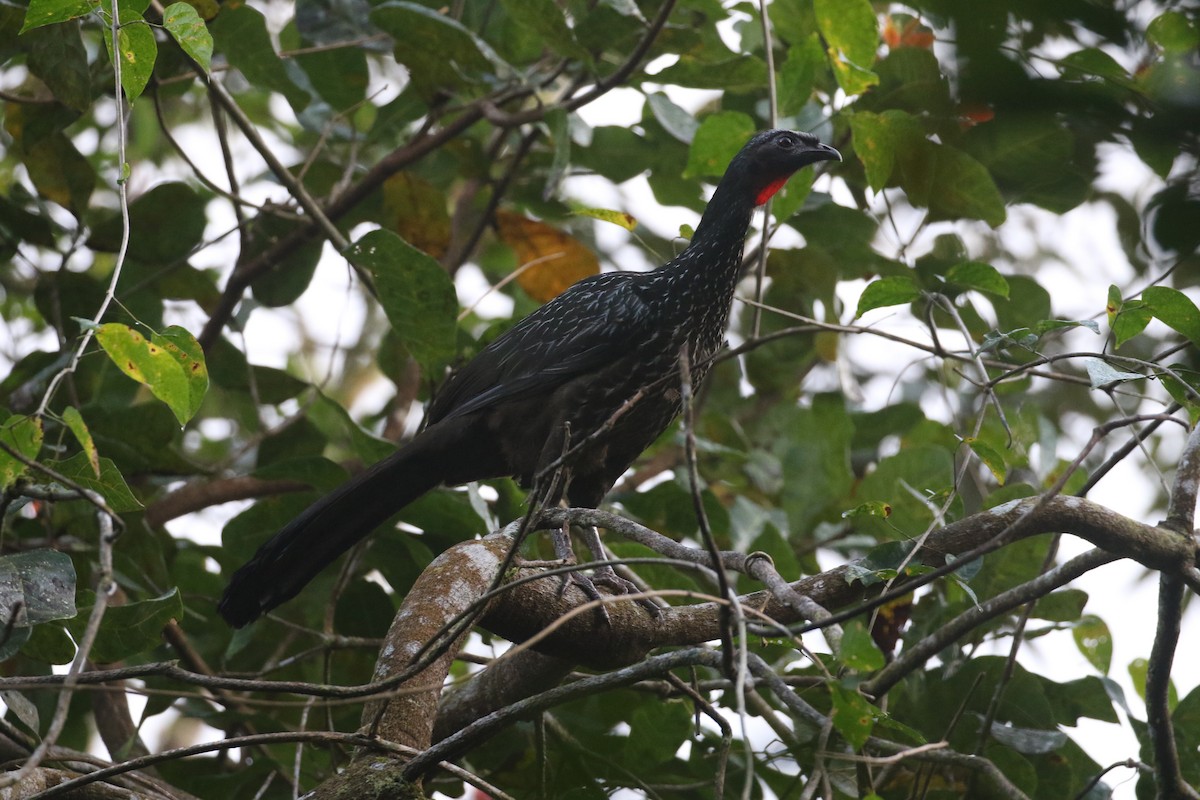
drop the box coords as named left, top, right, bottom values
left=729, top=129, right=842, bottom=206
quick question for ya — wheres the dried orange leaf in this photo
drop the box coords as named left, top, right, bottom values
left=495, top=211, right=599, bottom=303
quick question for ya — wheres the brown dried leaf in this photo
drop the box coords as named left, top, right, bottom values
left=382, top=172, right=451, bottom=259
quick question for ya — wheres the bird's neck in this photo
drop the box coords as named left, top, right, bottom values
left=692, top=181, right=757, bottom=253
left=660, top=181, right=757, bottom=295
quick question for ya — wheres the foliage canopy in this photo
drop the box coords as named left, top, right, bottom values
left=1, top=0, right=1199, bottom=798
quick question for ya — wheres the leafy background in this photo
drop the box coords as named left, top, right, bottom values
left=1, top=0, right=1199, bottom=797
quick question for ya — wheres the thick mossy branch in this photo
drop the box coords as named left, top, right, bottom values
left=339, top=490, right=1194, bottom=799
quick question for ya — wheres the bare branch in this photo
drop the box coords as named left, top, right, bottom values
left=1167, top=422, right=1200, bottom=532
left=143, top=476, right=310, bottom=527
left=863, top=548, right=1117, bottom=697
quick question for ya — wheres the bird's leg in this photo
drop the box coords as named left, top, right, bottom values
left=552, top=521, right=664, bottom=620
left=574, top=524, right=662, bottom=617
left=550, top=522, right=613, bottom=623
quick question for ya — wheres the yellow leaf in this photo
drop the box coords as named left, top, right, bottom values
left=571, top=206, right=638, bottom=231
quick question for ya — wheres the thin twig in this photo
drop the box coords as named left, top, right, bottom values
left=35, top=0, right=131, bottom=417
left=678, top=345, right=736, bottom=677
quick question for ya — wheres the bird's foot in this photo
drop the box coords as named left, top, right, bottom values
left=560, top=569, right=612, bottom=624
left=589, top=565, right=663, bottom=618
left=557, top=567, right=661, bottom=623
left=552, top=524, right=661, bottom=622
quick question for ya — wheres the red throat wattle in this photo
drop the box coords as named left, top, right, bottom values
left=755, top=174, right=793, bottom=205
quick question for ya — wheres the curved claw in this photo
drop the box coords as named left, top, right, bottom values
left=589, top=566, right=663, bottom=618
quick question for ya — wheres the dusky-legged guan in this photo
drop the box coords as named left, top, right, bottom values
left=218, top=130, right=841, bottom=628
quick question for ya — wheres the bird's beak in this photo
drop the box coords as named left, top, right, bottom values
left=814, top=142, right=842, bottom=163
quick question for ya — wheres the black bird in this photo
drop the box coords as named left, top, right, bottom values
left=219, top=130, right=841, bottom=627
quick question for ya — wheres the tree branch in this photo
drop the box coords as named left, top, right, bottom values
left=862, top=548, right=1117, bottom=697
left=143, top=476, right=310, bottom=528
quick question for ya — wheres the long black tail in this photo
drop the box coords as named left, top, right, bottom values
left=218, top=417, right=485, bottom=627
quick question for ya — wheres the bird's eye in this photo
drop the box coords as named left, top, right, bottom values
left=777, top=135, right=796, bottom=149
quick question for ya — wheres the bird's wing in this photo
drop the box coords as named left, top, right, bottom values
left=428, top=273, right=653, bottom=423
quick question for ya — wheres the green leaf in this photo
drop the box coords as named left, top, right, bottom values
left=1112, top=306, right=1152, bottom=346
left=95, top=323, right=194, bottom=425
left=778, top=35, right=824, bottom=116
left=828, top=51, right=879, bottom=96
left=966, top=438, right=1007, bottom=484
left=50, top=453, right=143, bottom=512
left=848, top=109, right=924, bottom=192
left=814, top=0, right=879, bottom=95
left=307, top=393, right=396, bottom=464
left=1043, top=675, right=1120, bottom=724
left=989, top=722, right=1067, bottom=755
left=646, top=92, right=698, bottom=144
left=21, top=622, right=75, bottom=664
left=846, top=541, right=917, bottom=587
left=830, top=682, right=876, bottom=750
left=4, top=105, right=96, bottom=218
left=346, top=229, right=457, bottom=373
left=1142, top=285, right=1200, bottom=347
left=684, top=112, right=756, bottom=179
left=61, top=406, right=99, bottom=477
left=103, top=11, right=157, bottom=102
left=1107, top=283, right=1152, bottom=347
left=153, top=326, right=209, bottom=422
left=946, top=262, right=1010, bottom=298
left=774, top=395, right=855, bottom=535
left=209, top=3, right=308, bottom=110
left=623, top=699, right=693, bottom=772
left=293, top=38, right=368, bottom=110
left=90, top=182, right=208, bottom=264
left=0, top=628, right=31, bottom=662
left=370, top=1, right=504, bottom=100
left=651, top=55, right=768, bottom=91
left=926, top=143, right=1007, bottom=227
left=72, top=589, right=183, bottom=662
left=854, top=275, right=920, bottom=317
left=1031, top=318, right=1100, bottom=337
left=20, top=0, right=98, bottom=31
left=0, top=551, right=77, bottom=626
left=0, top=415, right=43, bottom=490
left=1161, top=363, right=1200, bottom=423
left=963, top=116, right=1083, bottom=213
left=1148, top=11, right=1200, bottom=54
left=246, top=215, right=323, bottom=306
left=498, top=0, right=587, bottom=61
left=1073, top=614, right=1112, bottom=675
left=22, top=20, right=93, bottom=112
left=163, top=2, right=212, bottom=72
left=814, top=0, right=876, bottom=66
left=841, top=500, right=891, bottom=519
left=840, top=620, right=886, bottom=672
left=1128, top=657, right=1176, bottom=708
left=1084, top=358, right=1142, bottom=390
left=1059, top=48, right=1132, bottom=86
left=1031, top=589, right=1088, bottom=622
